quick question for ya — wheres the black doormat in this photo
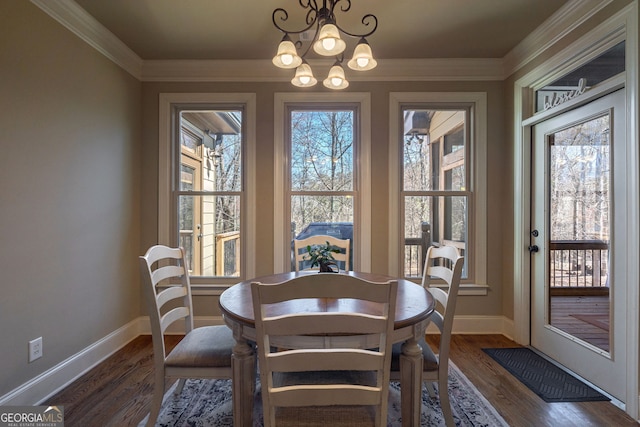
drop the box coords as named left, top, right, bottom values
left=482, top=347, right=610, bottom=402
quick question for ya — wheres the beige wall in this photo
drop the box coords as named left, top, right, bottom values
left=0, top=2, right=141, bottom=397
left=140, top=80, right=508, bottom=318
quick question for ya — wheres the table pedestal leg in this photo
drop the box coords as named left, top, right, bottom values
left=231, top=336, right=255, bottom=427
left=400, top=337, right=423, bottom=427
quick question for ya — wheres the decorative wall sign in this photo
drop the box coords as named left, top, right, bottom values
left=543, top=78, right=588, bottom=110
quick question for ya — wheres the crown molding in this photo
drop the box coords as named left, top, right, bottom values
left=503, top=0, right=614, bottom=77
left=142, top=58, right=504, bottom=82
left=30, top=0, right=143, bottom=79
left=32, top=0, right=614, bottom=83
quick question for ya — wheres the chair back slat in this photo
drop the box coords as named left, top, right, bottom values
left=257, top=273, right=390, bottom=303
left=156, top=285, right=188, bottom=309
left=268, top=349, right=384, bottom=372
left=151, top=265, right=185, bottom=286
left=264, top=313, right=387, bottom=336
left=271, top=387, right=382, bottom=408
left=160, top=306, right=191, bottom=333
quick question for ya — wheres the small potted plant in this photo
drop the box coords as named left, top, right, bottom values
left=304, top=241, right=341, bottom=272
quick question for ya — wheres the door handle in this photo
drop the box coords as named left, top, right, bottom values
left=528, top=245, right=539, bottom=253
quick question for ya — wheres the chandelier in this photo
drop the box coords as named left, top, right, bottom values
left=272, top=0, right=378, bottom=90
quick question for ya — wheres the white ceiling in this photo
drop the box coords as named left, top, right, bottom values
left=72, top=0, right=569, bottom=62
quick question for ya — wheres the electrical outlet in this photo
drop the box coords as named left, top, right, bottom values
left=29, top=337, right=42, bottom=362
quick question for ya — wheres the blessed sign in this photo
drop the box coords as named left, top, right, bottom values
left=544, top=78, right=587, bottom=110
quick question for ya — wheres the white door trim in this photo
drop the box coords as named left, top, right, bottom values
left=512, top=3, right=639, bottom=418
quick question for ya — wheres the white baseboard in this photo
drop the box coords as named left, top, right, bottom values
left=0, top=319, right=144, bottom=406
left=0, top=314, right=509, bottom=405
left=427, top=315, right=516, bottom=340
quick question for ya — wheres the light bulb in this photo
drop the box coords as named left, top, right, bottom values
left=356, top=57, right=369, bottom=68
left=281, top=54, right=293, bottom=66
left=322, top=38, right=336, bottom=51
left=331, top=77, right=343, bottom=87
left=299, top=76, right=311, bottom=85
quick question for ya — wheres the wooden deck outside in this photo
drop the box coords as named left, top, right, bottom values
left=550, top=295, right=610, bottom=352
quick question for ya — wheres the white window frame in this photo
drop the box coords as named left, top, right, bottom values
left=389, top=92, right=488, bottom=295
left=274, top=92, right=371, bottom=273
left=159, top=93, right=256, bottom=290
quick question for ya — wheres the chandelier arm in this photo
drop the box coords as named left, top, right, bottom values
left=301, top=0, right=316, bottom=10
left=305, top=8, right=317, bottom=26
left=334, top=13, right=378, bottom=38
left=273, top=7, right=319, bottom=35
left=333, top=0, right=352, bottom=14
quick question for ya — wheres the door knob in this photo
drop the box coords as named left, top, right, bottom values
left=528, top=245, right=539, bottom=253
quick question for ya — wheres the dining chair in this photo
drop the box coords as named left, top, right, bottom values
left=139, top=245, right=235, bottom=427
left=293, top=234, right=350, bottom=272
left=390, top=245, right=464, bottom=427
left=252, top=273, right=398, bottom=427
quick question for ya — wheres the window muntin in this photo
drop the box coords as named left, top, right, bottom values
left=174, top=109, right=243, bottom=278
left=402, top=108, right=470, bottom=279
left=288, top=107, right=357, bottom=271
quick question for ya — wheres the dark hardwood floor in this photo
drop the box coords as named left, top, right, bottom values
left=44, top=334, right=638, bottom=426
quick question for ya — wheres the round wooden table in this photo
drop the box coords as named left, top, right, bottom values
left=219, top=271, right=435, bottom=427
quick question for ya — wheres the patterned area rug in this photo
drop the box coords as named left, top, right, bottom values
left=139, top=362, right=507, bottom=426
left=483, top=347, right=610, bottom=403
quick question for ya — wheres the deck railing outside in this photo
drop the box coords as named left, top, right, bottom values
left=404, top=222, right=431, bottom=277
left=549, top=240, right=609, bottom=288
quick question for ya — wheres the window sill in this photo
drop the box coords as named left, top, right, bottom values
left=429, top=283, right=489, bottom=296
left=191, top=284, right=231, bottom=296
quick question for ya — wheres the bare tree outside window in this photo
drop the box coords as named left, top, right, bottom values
left=548, top=115, right=610, bottom=289
left=289, top=108, right=356, bottom=270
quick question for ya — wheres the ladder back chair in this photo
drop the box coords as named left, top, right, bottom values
left=390, top=245, right=464, bottom=427
left=252, top=273, right=397, bottom=426
left=139, top=245, right=235, bottom=427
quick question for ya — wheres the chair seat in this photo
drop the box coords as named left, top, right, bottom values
left=390, top=338, right=438, bottom=372
left=165, top=325, right=234, bottom=368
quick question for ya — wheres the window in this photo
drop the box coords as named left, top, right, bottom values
left=390, top=93, right=487, bottom=291
left=177, top=110, right=243, bottom=278
left=159, top=94, right=256, bottom=286
left=402, top=109, right=469, bottom=277
left=289, top=107, right=356, bottom=271
left=274, top=93, right=371, bottom=272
